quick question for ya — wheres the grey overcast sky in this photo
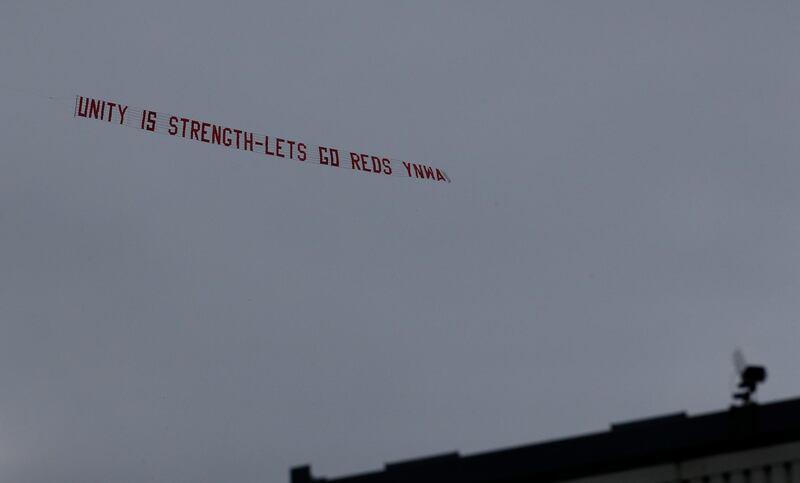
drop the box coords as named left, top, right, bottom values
left=1, top=2, right=799, bottom=482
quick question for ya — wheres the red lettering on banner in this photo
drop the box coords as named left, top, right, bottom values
left=190, top=120, right=200, bottom=140
left=168, top=116, right=178, bottom=135
left=88, top=99, right=103, bottom=119
left=319, top=146, right=339, bottom=166
left=180, top=117, right=190, bottom=137
left=74, top=96, right=449, bottom=183
left=360, top=153, right=371, bottom=172
left=93, top=101, right=103, bottom=120
left=105, top=102, right=117, bottom=123
left=76, top=96, right=89, bottom=117
left=370, top=156, right=382, bottom=174
left=275, top=138, right=285, bottom=158
left=141, top=110, right=156, bottom=131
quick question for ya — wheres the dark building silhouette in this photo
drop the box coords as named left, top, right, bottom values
left=291, top=396, right=800, bottom=483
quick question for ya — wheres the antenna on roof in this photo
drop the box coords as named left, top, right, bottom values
left=732, top=348, right=767, bottom=407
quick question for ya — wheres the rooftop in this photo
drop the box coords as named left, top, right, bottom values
left=291, top=396, right=800, bottom=483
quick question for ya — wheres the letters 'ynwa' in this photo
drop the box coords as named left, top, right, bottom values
left=74, top=96, right=451, bottom=183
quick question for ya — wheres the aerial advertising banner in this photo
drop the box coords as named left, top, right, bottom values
left=74, top=95, right=450, bottom=183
